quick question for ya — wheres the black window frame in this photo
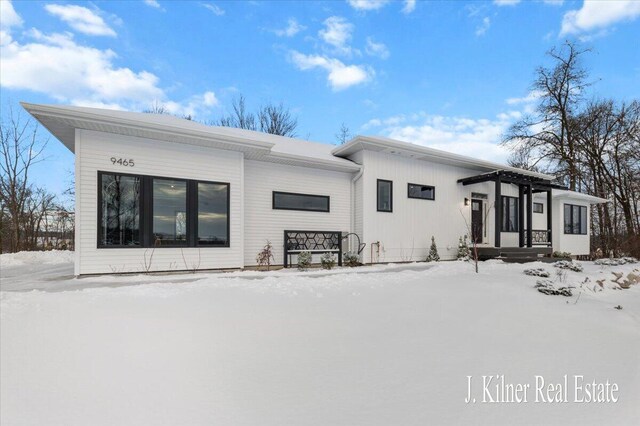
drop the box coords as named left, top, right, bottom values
left=407, top=183, right=435, bottom=201
left=377, top=179, right=393, bottom=212
left=501, top=195, right=519, bottom=232
left=564, top=203, right=587, bottom=235
left=272, top=191, right=330, bottom=213
left=533, top=202, right=544, bottom=214
left=97, top=171, right=230, bottom=249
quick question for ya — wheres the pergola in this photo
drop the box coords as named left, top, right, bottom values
left=457, top=170, right=567, bottom=248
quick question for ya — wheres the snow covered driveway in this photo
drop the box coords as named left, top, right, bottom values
left=1, top=253, right=639, bottom=425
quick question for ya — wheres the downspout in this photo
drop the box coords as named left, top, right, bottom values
left=350, top=166, right=364, bottom=242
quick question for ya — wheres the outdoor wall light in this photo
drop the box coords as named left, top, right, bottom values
left=464, top=197, right=470, bottom=206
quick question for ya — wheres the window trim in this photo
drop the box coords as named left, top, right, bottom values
left=97, top=171, right=230, bottom=249
left=377, top=179, right=393, bottom=213
left=272, top=191, right=330, bottom=213
left=564, top=203, right=588, bottom=235
left=407, top=182, right=435, bottom=201
left=533, top=202, right=544, bottom=214
left=500, top=195, right=519, bottom=233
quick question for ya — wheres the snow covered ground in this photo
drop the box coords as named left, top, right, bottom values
left=1, top=251, right=639, bottom=425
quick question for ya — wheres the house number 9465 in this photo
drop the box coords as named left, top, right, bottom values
left=110, top=157, right=135, bottom=167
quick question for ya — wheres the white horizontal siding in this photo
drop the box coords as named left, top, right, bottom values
left=244, top=160, right=351, bottom=266
left=76, top=129, right=243, bottom=274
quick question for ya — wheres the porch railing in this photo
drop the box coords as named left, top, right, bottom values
left=524, top=229, right=551, bottom=246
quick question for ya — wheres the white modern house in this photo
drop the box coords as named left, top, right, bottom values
left=22, top=103, right=607, bottom=275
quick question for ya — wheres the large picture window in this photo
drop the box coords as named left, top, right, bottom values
left=98, top=172, right=229, bottom=248
left=564, top=204, right=587, bottom=235
left=377, top=179, right=393, bottom=212
left=99, top=173, right=141, bottom=247
left=407, top=183, right=435, bottom=200
left=501, top=196, right=519, bottom=232
left=272, top=191, right=330, bottom=212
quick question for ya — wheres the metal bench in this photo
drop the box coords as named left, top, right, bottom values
left=283, top=230, right=342, bottom=268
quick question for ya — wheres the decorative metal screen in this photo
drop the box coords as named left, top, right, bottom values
left=283, top=230, right=342, bottom=267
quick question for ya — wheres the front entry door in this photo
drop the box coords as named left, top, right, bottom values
left=471, top=199, right=483, bottom=244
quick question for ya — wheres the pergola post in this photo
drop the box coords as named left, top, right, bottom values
left=526, top=184, right=533, bottom=248
left=495, top=174, right=502, bottom=248
left=518, top=184, right=525, bottom=248
left=547, top=189, right=553, bottom=247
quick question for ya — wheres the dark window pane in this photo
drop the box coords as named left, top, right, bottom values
left=377, top=180, right=392, bottom=212
left=198, top=182, right=229, bottom=245
left=580, top=206, right=587, bottom=234
left=408, top=183, right=434, bottom=200
left=501, top=196, right=518, bottom=232
left=564, top=204, right=572, bottom=234
left=572, top=205, right=581, bottom=234
left=100, top=174, right=141, bottom=246
left=533, top=202, right=543, bottom=213
left=153, top=179, right=187, bottom=245
left=273, top=192, right=329, bottom=212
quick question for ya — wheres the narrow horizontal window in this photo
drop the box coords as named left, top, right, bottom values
left=377, top=179, right=393, bottom=212
left=99, top=173, right=141, bottom=247
left=533, top=202, right=544, bottom=213
left=408, top=183, right=435, bottom=200
left=563, top=203, right=587, bottom=235
left=273, top=191, right=330, bottom=212
left=501, top=196, right=519, bottom=232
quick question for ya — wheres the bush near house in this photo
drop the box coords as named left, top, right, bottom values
left=297, top=251, right=312, bottom=270
left=320, top=252, right=336, bottom=270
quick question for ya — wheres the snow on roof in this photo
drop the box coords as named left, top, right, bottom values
left=552, top=190, right=609, bottom=204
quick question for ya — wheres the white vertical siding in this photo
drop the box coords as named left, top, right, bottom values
left=76, top=130, right=243, bottom=274
left=243, top=160, right=352, bottom=266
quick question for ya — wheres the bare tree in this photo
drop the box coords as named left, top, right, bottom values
left=502, top=41, right=591, bottom=190
left=258, top=102, right=298, bottom=137
left=213, top=95, right=257, bottom=131
left=335, top=122, right=351, bottom=144
left=0, top=107, right=48, bottom=252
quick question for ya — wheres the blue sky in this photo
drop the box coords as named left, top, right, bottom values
left=1, top=0, right=639, bottom=197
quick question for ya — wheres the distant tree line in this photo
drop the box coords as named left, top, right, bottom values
left=0, top=107, right=74, bottom=253
left=503, top=41, right=639, bottom=257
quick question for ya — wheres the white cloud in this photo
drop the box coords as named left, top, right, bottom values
left=289, top=51, right=373, bottom=91
left=44, top=4, right=116, bottom=37
left=493, top=0, right=521, bottom=6
left=0, top=12, right=218, bottom=117
left=360, top=105, right=534, bottom=163
left=274, top=18, right=306, bottom=37
left=475, top=17, right=491, bottom=36
left=201, top=3, right=225, bottom=16
left=319, top=16, right=354, bottom=56
left=505, top=90, right=544, bottom=106
left=365, top=37, right=389, bottom=59
left=347, top=0, right=389, bottom=11
left=402, top=0, right=416, bottom=14
left=561, top=0, right=640, bottom=35
left=143, top=0, right=164, bottom=10
left=1, top=0, right=23, bottom=30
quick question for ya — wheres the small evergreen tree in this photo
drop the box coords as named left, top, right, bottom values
left=426, top=236, right=440, bottom=262
left=297, top=251, right=312, bottom=270
left=457, top=235, right=471, bottom=261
